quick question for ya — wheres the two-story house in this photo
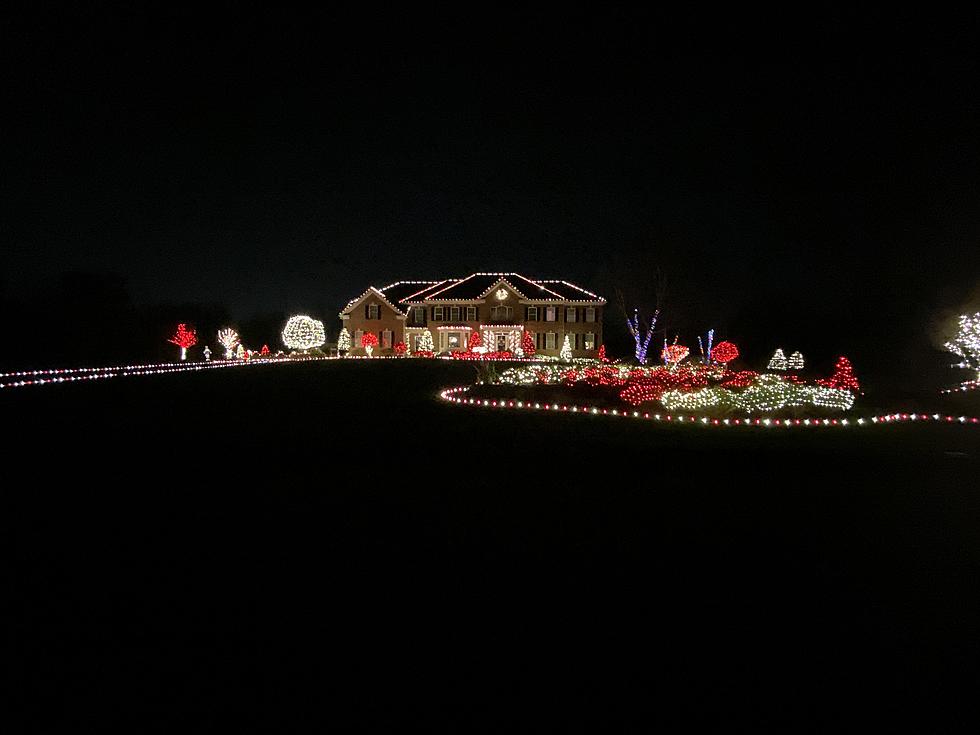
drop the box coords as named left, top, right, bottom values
left=339, top=272, right=605, bottom=357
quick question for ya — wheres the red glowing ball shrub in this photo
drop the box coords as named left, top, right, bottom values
left=360, top=333, right=379, bottom=348
left=711, top=341, right=739, bottom=364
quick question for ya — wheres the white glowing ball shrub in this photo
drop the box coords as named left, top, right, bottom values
left=282, top=315, right=326, bottom=351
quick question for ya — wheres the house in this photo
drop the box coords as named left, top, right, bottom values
left=339, top=272, right=605, bottom=357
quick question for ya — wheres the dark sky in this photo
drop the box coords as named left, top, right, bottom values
left=3, top=6, right=980, bottom=372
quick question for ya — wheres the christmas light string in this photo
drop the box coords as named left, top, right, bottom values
left=438, top=385, right=980, bottom=430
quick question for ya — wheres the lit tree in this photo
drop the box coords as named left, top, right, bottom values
left=661, top=343, right=690, bottom=367
left=560, top=334, right=573, bottom=361
left=394, top=341, right=407, bottom=356
left=468, top=330, right=482, bottom=352
left=767, top=348, right=788, bottom=371
left=361, top=332, right=379, bottom=357
left=217, top=327, right=239, bottom=359
left=235, top=343, right=245, bottom=360
left=282, top=315, right=326, bottom=351
left=711, top=341, right=739, bottom=365
left=338, top=327, right=351, bottom=353
left=597, top=344, right=608, bottom=363
left=418, top=329, right=434, bottom=354
left=168, top=323, right=197, bottom=361
left=787, top=351, right=805, bottom=371
left=521, top=331, right=536, bottom=357
left=626, top=308, right=659, bottom=364
left=203, top=346, right=211, bottom=361
left=817, top=356, right=860, bottom=392
left=260, top=344, right=270, bottom=356
left=945, top=312, right=980, bottom=380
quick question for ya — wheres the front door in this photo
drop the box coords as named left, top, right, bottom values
left=496, top=334, right=507, bottom=352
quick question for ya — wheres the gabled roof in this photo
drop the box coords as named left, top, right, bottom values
left=425, top=273, right=506, bottom=300
left=339, top=286, right=407, bottom=317
left=400, top=279, right=461, bottom=303
left=344, top=273, right=605, bottom=311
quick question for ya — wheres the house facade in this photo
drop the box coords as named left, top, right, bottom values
left=339, top=273, right=605, bottom=357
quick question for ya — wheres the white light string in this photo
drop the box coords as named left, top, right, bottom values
left=438, top=385, right=980, bottom=429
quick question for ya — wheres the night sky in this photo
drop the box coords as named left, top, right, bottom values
left=3, top=6, right=980, bottom=378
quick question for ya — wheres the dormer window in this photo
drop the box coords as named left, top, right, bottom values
left=367, top=304, right=380, bottom=319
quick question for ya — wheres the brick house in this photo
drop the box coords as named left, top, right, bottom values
left=339, top=272, right=605, bottom=357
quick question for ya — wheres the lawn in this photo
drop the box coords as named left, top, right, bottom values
left=10, top=359, right=980, bottom=728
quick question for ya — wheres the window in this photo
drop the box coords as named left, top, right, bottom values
left=545, top=306, right=556, bottom=322
left=527, top=306, right=538, bottom=321
left=433, top=306, right=444, bottom=321
left=466, top=306, right=477, bottom=321
left=450, top=306, right=460, bottom=322
left=546, top=332, right=557, bottom=350
left=585, top=307, right=596, bottom=323
left=566, top=307, right=577, bottom=322
left=447, top=333, right=461, bottom=349
left=367, top=304, right=380, bottom=319
left=414, top=307, right=425, bottom=324
left=382, top=330, right=392, bottom=349
left=584, top=332, right=596, bottom=350
left=491, top=306, right=513, bottom=321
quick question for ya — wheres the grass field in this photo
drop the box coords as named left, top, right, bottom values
left=11, top=359, right=980, bottom=728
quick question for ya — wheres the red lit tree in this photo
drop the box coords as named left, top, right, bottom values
left=394, top=341, right=407, bottom=356
left=817, top=356, right=860, bottom=392
left=260, top=344, right=270, bottom=355
left=521, top=330, right=535, bottom=357
left=711, top=341, right=739, bottom=365
left=661, top=344, right=690, bottom=366
left=168, top=323, right=198, bottom=361
left=597, top=344, right=608, bottom=362
left=468, top=330, right=482, bottom=351
left=361, top=332, right=379, bottom=357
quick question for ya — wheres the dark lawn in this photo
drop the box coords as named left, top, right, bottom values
left=10, top=359, right=980, bottom=730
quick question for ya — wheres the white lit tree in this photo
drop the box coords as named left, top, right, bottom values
left=338, top=327, right=351, bottom=353
left=945, top=312, right=980, bottom=379
left=787, top=351, right=805, bottom=371
left=768, top=348, right=787, bottom=371
left=236, top=343, right=245, bottom=360
left=560, top=334, right=573, bottom=361
left=282, top=315, right=326, bottom=351
left=418, top=329, right=434, bottom=353
left=218, top=328, right=240, bottom=359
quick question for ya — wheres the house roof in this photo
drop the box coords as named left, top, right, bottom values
left=378, top=280, right=444, bottom=305
left=402, top=273, right=604, bottom=303
left=350, top=273, right=605, bottom=309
